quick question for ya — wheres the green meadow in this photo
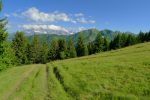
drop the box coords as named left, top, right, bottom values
left=0, top=42, right=150, bottom=100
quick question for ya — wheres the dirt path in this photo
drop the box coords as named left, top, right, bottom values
left=3, top=66, right=37, bottom=100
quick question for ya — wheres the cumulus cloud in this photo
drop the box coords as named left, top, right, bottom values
left=20, top=24, right=71, bottom=35
left=20, top=7, right=95, bottom=24
left=22, top=7, right=71, bottom=23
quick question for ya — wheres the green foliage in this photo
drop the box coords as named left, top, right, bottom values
left=87, top=41, right=95, bottom=55
left=94, top=32, right=104, bottom=53
left=76, top=34, right=88, bottom=57
left=113, top=33, right=122, bottom=49
left=40, top=42, right=49, bottom=64
left=0, top=42, right=16, bottom=70
left=12, top=32, right=28, bottom=65
left=121, top=33, right=128, bottom=47
left=125, top=34, right=137, bottom=46
left=138, top=31, right=145, bottom=43
left=0, top=2, right=16, bottom=70
left=67, top=37, right=77, bottom=58
left=48, top=39, right=59, bottom=60
left=58, top=39, right=67, bottom=59
left=0, top=18, right=8, bottom=55
left=29, top=35, right=42, bottom=63
left=103, top=37, right=109, bottom=51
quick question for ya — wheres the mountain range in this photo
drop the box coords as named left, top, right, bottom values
left=9, top=29, right=134, bottom=44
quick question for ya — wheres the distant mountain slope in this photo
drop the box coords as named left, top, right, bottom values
left=27, top=29, right=121, bottom=44
left=9, top=28, right=134, bottom=44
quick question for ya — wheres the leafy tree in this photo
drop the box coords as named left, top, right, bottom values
left=30, top=35, right=41, bottom=63
left=67, top=37, right=77, bottom=58
left=12, top=32, right=28, bottom=65
left=48, top=39, right=59, bottom=60
left=76, top=34, right=86, bottom=57
left=94, top=32, right=103, bottom=53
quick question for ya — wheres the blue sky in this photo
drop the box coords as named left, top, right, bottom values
left=1, top=0, right=150, bottom=34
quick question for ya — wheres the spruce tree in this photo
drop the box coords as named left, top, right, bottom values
left=94, top=32, right=103, bottom=53
left=76, top=34, right=85, bottom=57
left=87, top=41, right=95, bottom=55
left=103, top=37, right=109, bottom=51
left=0, top=0, right=16, bottom=70
left=126, top=34, right=136, bottom=46
left=30, top=35, right=41, bottom=63
left=48, top=39, right=59, bottom=60
left=83, top=45, right=88, bottom=56
left=40, top=41, right=49, bottom=64
left=12, top=32, right=28, bottom=65
left=67, top=37, right=77, bottom=58
left=113, top=34, right=122, bottom=49
left=58, top=39, right=67, bottom=59
left=121, top=33, right=128, bottom=47
left=138, top=31, right=145, bottom=43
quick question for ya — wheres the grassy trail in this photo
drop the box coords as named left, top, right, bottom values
left=0, top=42, right=150, bottom=100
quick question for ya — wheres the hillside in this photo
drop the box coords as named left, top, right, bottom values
left=0, top=42, right=150, bottom=100
left=26, top=29, right=122, bottom=44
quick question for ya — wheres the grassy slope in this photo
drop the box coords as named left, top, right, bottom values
left=48, top=42, right=150, bottom=100
left=0, top=64, right=48, bottom=100
left=0, top=42, right=150, bottom=100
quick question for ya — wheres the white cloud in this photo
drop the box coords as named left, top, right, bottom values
left=20, top=24, right=71, bottom=35
left=22, top=7, right=71, bottom=23
left=75, top=13, right=84, bottom=17
left=20, top=7, right=95, bottom=24
left=76, top=17, right=96, bottom=24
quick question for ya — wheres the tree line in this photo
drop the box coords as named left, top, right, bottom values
left=10, top=30, right=150, bottom=66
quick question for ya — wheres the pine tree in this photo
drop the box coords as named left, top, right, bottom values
left=138, top=31, right=145, bottom=43
left=94, top=32, right=103, bottom=53
left=121, top=33, right=128, bottom=47
left=0, top=0, right=16, bottom=70
left=40, top=41, right=49, bottom=64
left=12, top=32, right=28, bottom=65
left=103, top=37, right=109, bottom=51
left=0, top=18, right=8, bottom=55
left=30, top=35, right=41, bottom=63
left=48, top=39, right=59, bottom=60
left=126, top=34, right=137, bottom=46
left=76, top=34, right=85, bottom=57
left=113, top=34, right=122, bottom=49
left=67, top=37, right=77, bottom=58
left=87, top=41, right=95, bottom=55
left=83, top=45, right=88, bottom=56
left=58, top=39, right=67, bottom=59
